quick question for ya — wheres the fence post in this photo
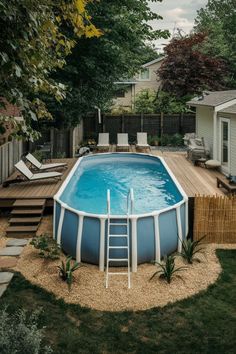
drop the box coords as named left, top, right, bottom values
left=160, top=112, right=164, bottom=138
left=102, top=114, right=106, bottom=133
left=140, top=113, right=144, bottom=132
left=121, top=114, right=125, bottom=133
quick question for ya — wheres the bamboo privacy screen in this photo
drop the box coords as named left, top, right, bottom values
left=194, top=195, right=236, bottom=243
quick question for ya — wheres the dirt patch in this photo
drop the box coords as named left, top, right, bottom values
left=15, top=242, right=236, bottom=312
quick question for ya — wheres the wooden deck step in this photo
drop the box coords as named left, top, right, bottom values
left=9, top=217, right=41, bottom=225
left=11, top=208, right=44, bottom=215
left=13, top=199, right=46, bottom=208
left=6, top=225, right=38, bottom=237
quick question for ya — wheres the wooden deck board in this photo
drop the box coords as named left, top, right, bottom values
left=0, top=152, right=224, bottom=202
left=0, top=158, right=76, bottom=201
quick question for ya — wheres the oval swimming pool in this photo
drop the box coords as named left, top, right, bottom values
left=54, top=153, right=188, bottom=272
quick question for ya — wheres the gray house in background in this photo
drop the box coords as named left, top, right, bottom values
left=113, top=57, right=164, bottom=111
left=188, top=91, right=236, bottom=176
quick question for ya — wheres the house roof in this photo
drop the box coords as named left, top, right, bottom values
left=142, top=56, right=165, bottom=68
left=114, top=57, right=165, bottom=85
left=0, top=99, right=21, bottom=117
left=187, top=90, right=236, bottom=107
left=219, top=103, right=236, bottom=114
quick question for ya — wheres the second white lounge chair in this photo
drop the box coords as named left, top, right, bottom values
left=25, top=153, right=67, bottom=171
left=15, top=160, right=62, bottom=182
left=97, top=133, right=110, bottom=150
left=117, top=133, right=130, bottom=151
left=136, top=132, right=150, bottom=150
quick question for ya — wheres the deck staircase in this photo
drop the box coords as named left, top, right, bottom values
left=105, top=189, right=134, bottom=289
left=6, top=199, right=46, bottom=237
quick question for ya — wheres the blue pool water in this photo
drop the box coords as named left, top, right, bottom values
left=61, top=154, right=183, bottom=215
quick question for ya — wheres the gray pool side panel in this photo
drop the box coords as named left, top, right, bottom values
left=61, top=210, right=78, bottom=258
left=137, top=217, right=155, bottom=264
left=81, top=217, right=100, bottom=264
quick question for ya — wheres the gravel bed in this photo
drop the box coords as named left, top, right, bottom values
left=15, top=243, right=236, bottom=312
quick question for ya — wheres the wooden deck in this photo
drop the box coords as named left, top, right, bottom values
left=0, top=158, right=76, bottom=207
left=0, top=151, right=225, bottom=208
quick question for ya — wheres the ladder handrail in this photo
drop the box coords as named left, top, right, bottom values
left=107, top=189, right=111, bottom=216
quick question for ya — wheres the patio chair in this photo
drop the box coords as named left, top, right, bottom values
left=14, top=160, right=62, bottom=182
left=117, top=133, right=130, bottom=151
left=136, top=132, right=150, bottom=150
left=187, top=137, right=210, bottom=164
left=97, top=133, right=110, bottom=150
left=25, top=153, right=67, bottom=171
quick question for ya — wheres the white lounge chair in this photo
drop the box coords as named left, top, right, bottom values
left=25, top=153, right=67, bottom=171
left=15, top=160, right=62, bottom=182
left=136, top=132, right=150, bottom=150
left=97, top=133, right=110, bottom=150
left=117, top=133, right=129, bottom=151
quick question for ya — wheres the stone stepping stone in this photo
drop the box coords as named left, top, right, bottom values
left=0, top=258, right=17, bottom=269
left=6, top=239, right=28, bottom=247
left=0, top=272, right=14, bottom=284
left=0, top=247, right=23, bottom=256
left=0, top=284, right=8, bottom=297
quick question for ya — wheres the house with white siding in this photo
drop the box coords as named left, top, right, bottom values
left=187, top=91, right=236, bottom=176
left=113, top=57, right=164, bottom=111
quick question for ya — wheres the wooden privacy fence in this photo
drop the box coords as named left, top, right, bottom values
left=83, top=113, right=196, bottom=142
left=194, top=195, right=236, bottom=243
left=0, top=139, right=23, bottom=184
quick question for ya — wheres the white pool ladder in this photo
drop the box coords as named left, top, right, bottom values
left=105, top=188, right=134, bottom=289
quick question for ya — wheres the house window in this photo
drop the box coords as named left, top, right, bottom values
left=139, top=68, right=150, bottom=80
left=116, top=89, right=125, bottom=98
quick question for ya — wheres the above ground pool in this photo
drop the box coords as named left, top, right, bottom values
left=54, top=153, right=188, bottom=272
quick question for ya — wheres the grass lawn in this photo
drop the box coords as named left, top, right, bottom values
left=1, top=250, right=236, bottom=354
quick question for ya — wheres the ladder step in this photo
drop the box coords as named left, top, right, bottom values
left=109, top=223, right=128, bottom=226
left=109, top=246, right=128, bottom=249
left=108, top=272, right=128, bottom=275
left=109, top=234, right=128, bottom=237
left=108, top=258, right=129, bottom=262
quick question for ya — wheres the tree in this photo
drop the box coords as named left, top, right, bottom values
left=134, top=89, right=156, bottom=114
left=158, top=32, right=228, bottom=98
left=0, top=0, right=100, bottom=140
left=43, top=0, right=169, bottom=128
left=194, top=0, right=236, bottom=87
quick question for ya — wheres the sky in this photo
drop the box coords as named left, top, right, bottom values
left=148, top=0, right=208, bottom=51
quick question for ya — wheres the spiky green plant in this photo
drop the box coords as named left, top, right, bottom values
left=30, top=234, right=60, bottom=260
left=150, top=255, right=186, bottom=284
left=57, top=256, right=83, bottom=290
left=179, top=235, right=206, bottom=264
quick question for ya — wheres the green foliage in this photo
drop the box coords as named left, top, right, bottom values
left=155, top=91, right=192, bottom=113
left=32, top=150, right=44, bottom=163
left=194, top=0, right=236, bottom=87
left=148, top=135, right=160, bottom=146
left=58, top=256, right=83, bottom=290
left=134, top=89, right=156, bottom=114
left=0, top=307, right=52, bottom=354
left=0, top=0, right=100, bottom=138
left=30, top=234, right=61, bottom=260
left=150, top=255, right=186, bottom=284
left=179, top=235, right=206, bottom=264
left=44, top=0, right=169, bottom=127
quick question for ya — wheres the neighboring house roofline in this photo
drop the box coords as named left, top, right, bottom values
left=219, top=103, right=236, bottom=114
left=142, top=56, right=165, bottom=68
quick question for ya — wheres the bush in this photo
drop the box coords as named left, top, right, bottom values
left=58, top=256, right=83, bottom=290
left=30, top=234, right=60, bottom=260
left=0, top=307, right=52, bottom=354
left=150, top=255, right=186, bottom=284
left=178, top=235, right=206, bottom=264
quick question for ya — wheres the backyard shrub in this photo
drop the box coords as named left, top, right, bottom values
left=58, top=256, right=83, bottom=290
left=148, top=135, right=160, bottom=146
left=30, top=234, right=60, bottom=260
left=178, top=235, right=206, bottom=264
left=150, top=255, right=186, bottom=284
left=0, top=307, right=52, bottom=354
